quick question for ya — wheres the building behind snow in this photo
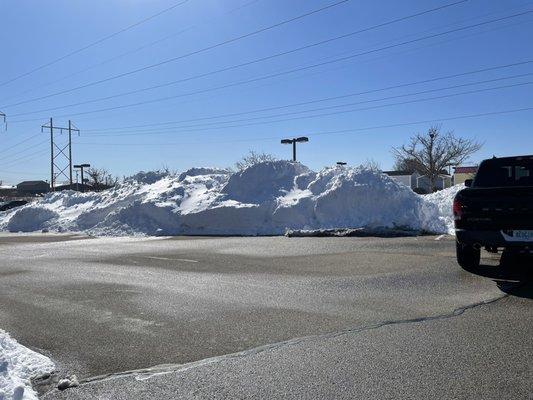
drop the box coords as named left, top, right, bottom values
left=16, top=180, right=50, bottom=196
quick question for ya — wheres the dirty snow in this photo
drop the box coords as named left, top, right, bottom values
left=0, top=161, right=461, bottom=236
left=0, top=330, right=54, bottom=400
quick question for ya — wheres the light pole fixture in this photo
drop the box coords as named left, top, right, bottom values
left=281, top=136, right=308, bottom=162
left=73, top=163, right=90, bottom=192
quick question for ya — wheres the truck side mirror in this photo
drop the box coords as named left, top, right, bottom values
left=464, top=179, right=473, bottom=187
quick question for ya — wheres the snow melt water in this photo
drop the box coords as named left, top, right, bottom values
left=0, top=330, right=54, bottom=400
left=0, top=162, right=459, bottom=236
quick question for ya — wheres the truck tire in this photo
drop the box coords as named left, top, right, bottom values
left=456, top=241, right=480, bottom=269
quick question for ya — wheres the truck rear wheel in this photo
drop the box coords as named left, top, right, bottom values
left=456, top=241, right=480, bottom=269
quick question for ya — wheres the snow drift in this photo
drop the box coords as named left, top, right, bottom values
left=0, top=330, right=54, bottom=400
left=0, top=161, right=459, bottom=236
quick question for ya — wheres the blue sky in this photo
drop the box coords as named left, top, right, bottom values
left=0, top=0, right=532, bottom=184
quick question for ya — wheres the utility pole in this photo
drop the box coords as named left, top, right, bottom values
left=75, top=169, right=80, bottom=192
left=281, top=136, right=309, bottom=162
left=41, top=118, right=80, bottom=191
left=74, top=164, right=90, bottom=192
left=0, top=111, right=6, bottom=131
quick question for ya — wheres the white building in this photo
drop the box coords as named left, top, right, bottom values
left=384, top=171, right=452, bottom=193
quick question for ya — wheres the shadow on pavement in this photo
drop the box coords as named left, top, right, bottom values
left=462, top=252, right=533, bottom=300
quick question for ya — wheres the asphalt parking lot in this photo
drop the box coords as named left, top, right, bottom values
left=0, top=233, right=531, bottom=399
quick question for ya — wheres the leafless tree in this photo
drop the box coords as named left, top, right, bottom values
left=235, top=151, right=277, bottom=171
left=393, top=157, right=425, bottom=173
left=392, top=125, right=482, bottom=192
left=360, top=158, right=381, bottom=171
left=86, top=168, right=118, bottom=191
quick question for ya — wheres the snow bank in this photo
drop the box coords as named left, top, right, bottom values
left=422, top=184, right=465, bottom=234
left=0, top=162, right=462, bottom=236
left=0, top=330, right=54, bottom=400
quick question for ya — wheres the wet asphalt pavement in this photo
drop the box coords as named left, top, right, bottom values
left=0, top=233, right=531, bottom=399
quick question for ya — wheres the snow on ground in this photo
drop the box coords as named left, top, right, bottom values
left=0, top=162, right=462, bottom=236
left=0, top=330, right=54, bottom=400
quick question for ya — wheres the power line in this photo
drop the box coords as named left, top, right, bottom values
left=0, top=0, right=190, bottom=88
left=8, top=10, right=529, bottom=122
left=2, top=0, right=351, bottom=110
left=74, top=106, right=533, bottom=146
left=57, top=14, right=533, bottom=130
left=1, top=134, right=42, bottom=153
left=82, top=63, right=532, bottom=133
left=0, top=147, right=49, bottom=168
left=4, top=0, right=471, bottom=116
left=82, top=81, right=532, bottom=137
left=0, top=0, right=263, bottom=105
left=0, top=139, right=49, bottom=162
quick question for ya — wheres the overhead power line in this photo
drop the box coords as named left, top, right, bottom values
left=2, top=0, right=469, bottom=111
left=0, top=0, right=190, bottom=88
left=0, top=0, right=264, bottom=105
left=8, top=9, right=529, bottom=122
left=81, top=81, right=532, bottom=137
left=0, top=139, right=49, bottom=163
left=1, top=134, right=42, bottom=154
left=4, top=0, right=470, bottom=115
left=0, top=147, right=49, bottom=169
left=82, top=62, right=532, bottom=133
left=74, top=106, right=533, bottom=146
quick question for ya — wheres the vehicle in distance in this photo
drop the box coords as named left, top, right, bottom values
left=453, top=155, right=533, bottom=268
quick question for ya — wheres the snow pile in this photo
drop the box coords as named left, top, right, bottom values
left=422, top=184, right=464, bottom=234
left=0, top=330, right=54, bottom=400
left=178, top=167, right=230, bottom=182
left=0, top=162, right=463, bottom=236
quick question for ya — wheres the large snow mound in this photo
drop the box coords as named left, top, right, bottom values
left=0, top=161, right=460, bottom=236
left=0, top=330, right=55, bottom=400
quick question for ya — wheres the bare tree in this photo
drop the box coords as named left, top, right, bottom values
left=393, top=157, right=425, bottom=173
left=86, top=167, right=118, bottom=191
left=393, top=125, right=482, bottom=192
left=235, top=151, right=277, bottom=171
left=360, top=158, right=381, bottom=171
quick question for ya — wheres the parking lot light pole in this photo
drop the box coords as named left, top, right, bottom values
left=73, top=163, right=90, bottom=192
left=281, top=136, right=309, bottom=162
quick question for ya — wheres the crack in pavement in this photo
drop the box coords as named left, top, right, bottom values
left=64, top=292, right=508, bottom=390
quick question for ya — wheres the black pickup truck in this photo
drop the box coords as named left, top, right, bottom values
left=453, top=155, right=533, bottom=268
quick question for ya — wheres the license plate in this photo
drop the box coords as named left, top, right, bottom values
left=502, top=230, right=533, bottom=242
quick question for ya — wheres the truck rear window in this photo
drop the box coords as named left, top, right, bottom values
left=474, top=158, right=533, bottom=187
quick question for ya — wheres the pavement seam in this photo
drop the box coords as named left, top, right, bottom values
left=66, top=292, right=508, bottom=389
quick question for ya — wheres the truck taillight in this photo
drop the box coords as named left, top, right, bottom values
left=453, top=198, right=462, bottom=221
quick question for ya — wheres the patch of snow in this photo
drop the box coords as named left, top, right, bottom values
left=0, top=162, right=463, bottom=236
left=0, top=330, right=54, bottom=400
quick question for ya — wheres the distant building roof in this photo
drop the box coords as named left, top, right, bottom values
left=17, top=180, right=49, bottom=187
left=383, top=170, right=415, bottom=176
left=453, top=166, right=477, bottom=174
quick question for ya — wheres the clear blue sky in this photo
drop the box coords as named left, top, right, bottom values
left=0, top=0, right=532, bottom=184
